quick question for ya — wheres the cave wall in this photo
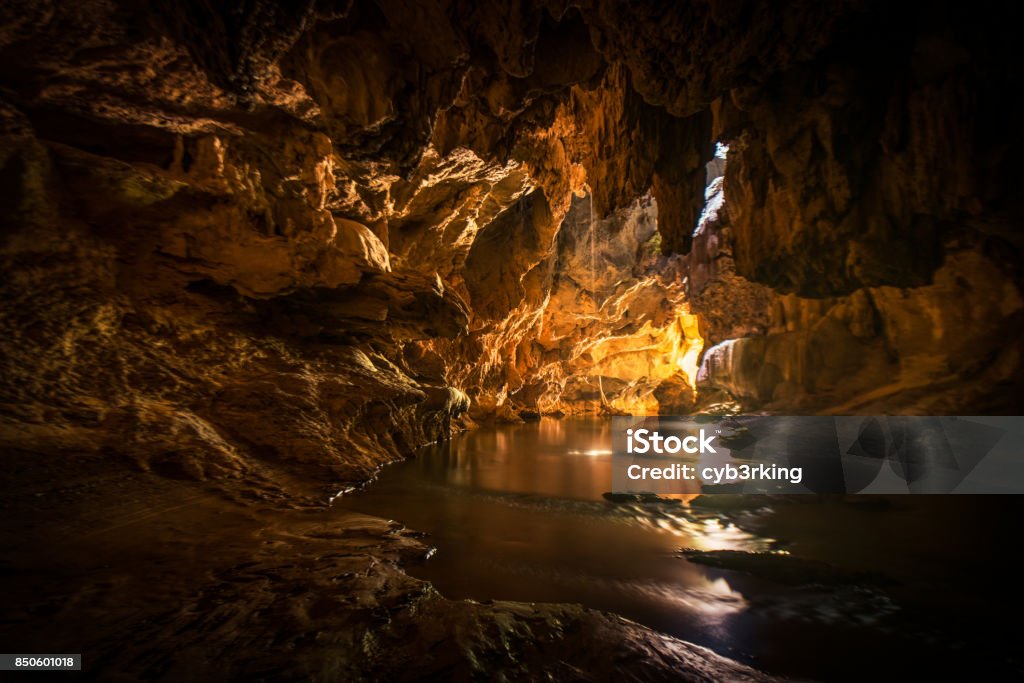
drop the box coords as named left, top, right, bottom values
left=441, top=192, right=702, bottom=419
left=2, top=0, right=1023, bottom=497
left=691, top=2, right=1024, bottom=413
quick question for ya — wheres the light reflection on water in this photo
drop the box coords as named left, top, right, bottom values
left=336, top=419, right=1024, bottom=678
left=337, top=417, right=769, bottom=649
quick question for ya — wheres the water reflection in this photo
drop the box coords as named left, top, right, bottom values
left=336, top=420, right=1024, bottom=678
left=337, top=417, right=769, bottom=650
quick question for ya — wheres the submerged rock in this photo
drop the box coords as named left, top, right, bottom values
left=603, top=492, right=683, bottom=506
left=680, top=549, right=894, bottom=587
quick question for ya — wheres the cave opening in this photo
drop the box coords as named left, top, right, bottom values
left=2, top=1, right=1024, bottom=681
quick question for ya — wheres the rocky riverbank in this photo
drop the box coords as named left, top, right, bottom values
left=0, top=453, right=772, bottom=681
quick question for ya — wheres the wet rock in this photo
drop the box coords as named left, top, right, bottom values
left=688, top=494, right=774, bottom=511
left=680, top=549, right=894, bottom=587
left=0, top=473, right=778, bottom=682
left=603, top=492, right=682, bottom=506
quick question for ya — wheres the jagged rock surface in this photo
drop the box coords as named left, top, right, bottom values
left=2, top=1, right=1024, bottom=677
left=5, top=1, right=1020, bottom=481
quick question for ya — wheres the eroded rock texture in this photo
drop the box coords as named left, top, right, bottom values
left=3, top=0, right=1023, bottom=489
left=692, top=3, right=1024, bottom=414
left=2, top=0, right=1022, bottom=483
left=3, top=0, right=1024, bottom=679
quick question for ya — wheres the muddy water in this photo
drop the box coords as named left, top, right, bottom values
left=337, top=417, right=1024, bottom=680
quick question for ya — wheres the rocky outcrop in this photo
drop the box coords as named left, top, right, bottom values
left=0, top=465, right=774, bottom=681
left=687, top=3, right=1024, bottom=413
left=423, top=193, right=704, bottom=419
left=2, top=0, right=1022, bottom=487
left=696, top=247, right=1023, bottom=414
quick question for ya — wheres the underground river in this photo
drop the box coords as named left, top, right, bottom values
left=337, top=417, right=1024, bottom=680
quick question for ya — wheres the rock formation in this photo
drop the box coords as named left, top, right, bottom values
left=2, top=0, right=1023, bottom=678
left=5, top=0, right=1021, bottom=484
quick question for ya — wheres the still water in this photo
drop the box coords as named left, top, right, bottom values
left=336, top=418, right=1023, bottom=679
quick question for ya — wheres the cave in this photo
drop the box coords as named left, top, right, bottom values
left=2, top=1, right=1024, bottom=680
